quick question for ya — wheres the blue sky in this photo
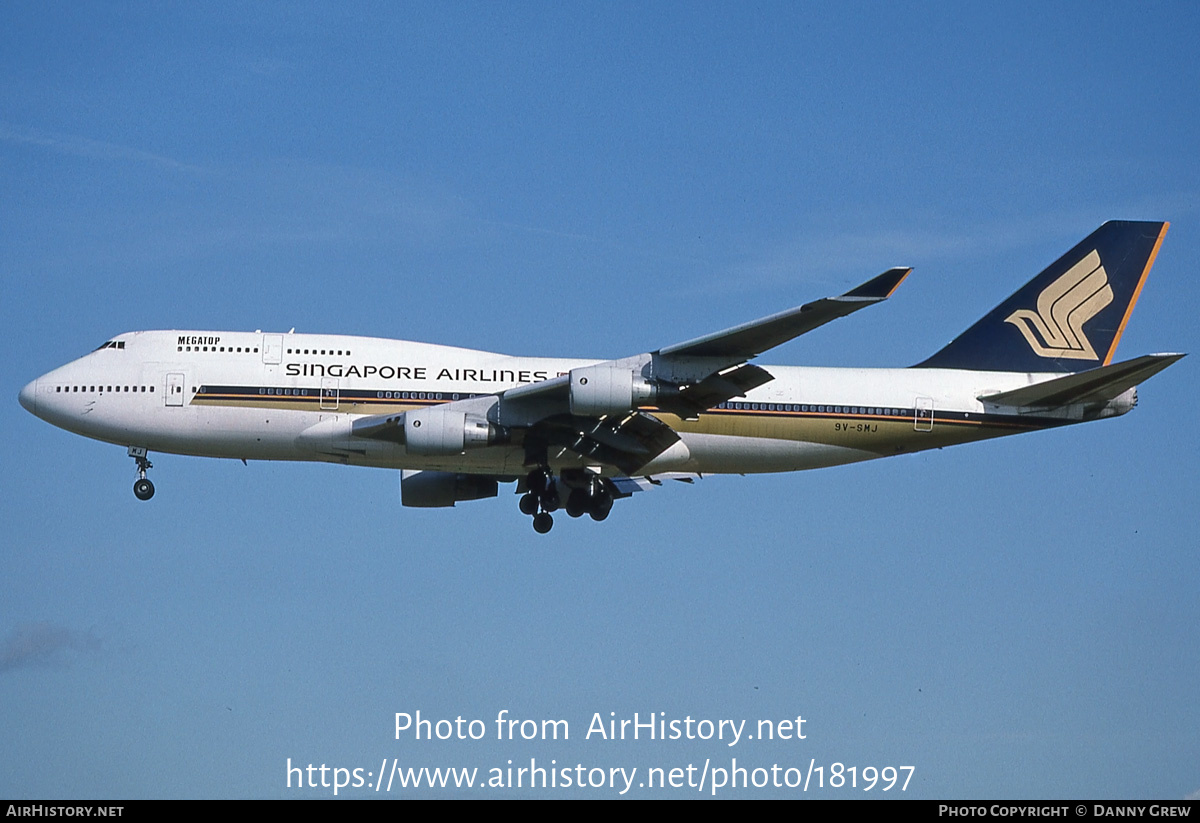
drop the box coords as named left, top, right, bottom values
left=2, top=2, right=1198, bottom=798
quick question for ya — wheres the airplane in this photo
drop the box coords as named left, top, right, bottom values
left=18, top=220, right=1182, bottom=533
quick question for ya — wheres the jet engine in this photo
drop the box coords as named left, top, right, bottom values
left=568, top=364, right=656, bottom=417
left=400, top=470, right=498, bottom=507
left=403, top=407, right=507, bottom=455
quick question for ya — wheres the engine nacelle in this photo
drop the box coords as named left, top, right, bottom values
left=403, top=407, right=505, bottom=455
left=400, top=470, right=498, bottom=508
left=569, top=365, right=655, bottom=417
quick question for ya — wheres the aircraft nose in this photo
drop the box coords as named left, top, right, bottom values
left=19, top=379, right=38, bottom=415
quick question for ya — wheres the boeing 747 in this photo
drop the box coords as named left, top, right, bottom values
left=19, top=221, right=1181, bottom=532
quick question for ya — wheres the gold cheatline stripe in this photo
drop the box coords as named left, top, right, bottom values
left=192, top=395, right=1049, bottom=431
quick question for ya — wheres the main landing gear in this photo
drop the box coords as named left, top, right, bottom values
left=519, top=469, right=615, bottom=533
left=565, top=478, right=613, bottom=522
left=128, top=446, right=155, bottom=501
left=520, top=468, right=558, bottom=534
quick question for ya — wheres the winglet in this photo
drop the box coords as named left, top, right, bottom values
left=844, top=267, right=911, bottom=300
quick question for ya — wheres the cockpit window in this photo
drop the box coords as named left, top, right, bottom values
left=92, top=341, right=126, bottom=351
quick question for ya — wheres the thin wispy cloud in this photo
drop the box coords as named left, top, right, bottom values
left=0, top=122, right=205, bottom=174
left=0, top=621, right=101, bottom=674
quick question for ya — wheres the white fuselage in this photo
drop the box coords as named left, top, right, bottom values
left=20, top=330, right=1124, bottom=479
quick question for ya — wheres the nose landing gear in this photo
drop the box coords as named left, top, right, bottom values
left=133, top=478, right=155, bottom=500
left=128, top=446, right=155, bottom=501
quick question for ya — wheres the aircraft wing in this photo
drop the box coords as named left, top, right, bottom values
left=609, top=472, right=703, bottom=497
left=497, top=361, right=775, bottom=422
left=497, top=266, right=910, bottom=415
left=355, top=267, right=909, bottom=473
left=524, top=411, right=683, bottom=475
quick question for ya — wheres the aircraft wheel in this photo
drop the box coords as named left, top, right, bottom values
left=532, top=512, right=554, bottom=534
left=566, top=489, right=587, bottom=518
left=588, top=490, right=613, bottom=521
left=518, top=492, right=539, bottom=516
left=133, top=478, right=155, bottom=501
left=540, top=489, right=560, bottom=513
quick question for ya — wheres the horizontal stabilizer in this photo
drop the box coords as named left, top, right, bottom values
left=978, top=353, right=1184, bottom=409
left=658, top=267, right=910, bottom=360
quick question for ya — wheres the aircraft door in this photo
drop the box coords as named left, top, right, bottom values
left=165, top=373, right=185, bottom=407
left=914, top=396, right=934, bottom=431
left=262, top=334, right=283, bottom=365
left=321, top=377, right=339, bottom=410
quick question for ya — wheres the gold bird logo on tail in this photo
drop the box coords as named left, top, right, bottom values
left=1004, top=249, right=1113, bottom=360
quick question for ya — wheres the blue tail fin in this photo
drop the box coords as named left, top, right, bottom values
left=915, top=221, right=1168, bottom=373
